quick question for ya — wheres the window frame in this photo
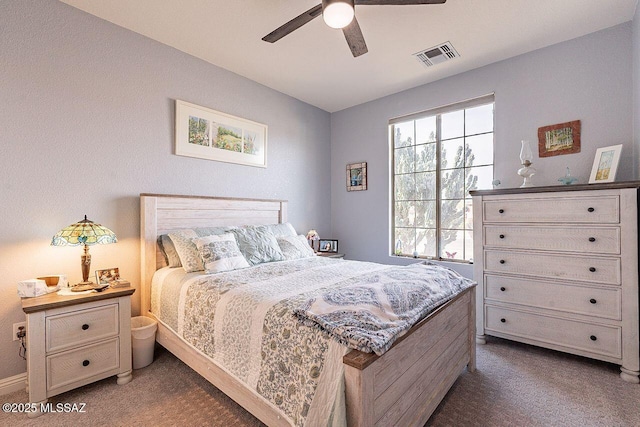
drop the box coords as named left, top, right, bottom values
left=389, top=94, right=495, bottom=263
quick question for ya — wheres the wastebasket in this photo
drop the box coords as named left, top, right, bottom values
left=131, top=316, right=157, bottom=369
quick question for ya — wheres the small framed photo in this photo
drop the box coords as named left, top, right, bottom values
left=589, top=144, right=623, bottom=184
left=96, top=267, right=120, bottom=285
left=346, top=162, right=367, bottom=191
left=538, top=120, right=581, bottom=157
left=318, top=239, right=338, bottom=253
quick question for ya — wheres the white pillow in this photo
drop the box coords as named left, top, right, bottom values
left=277, top=235, right=316, bottom=260
left=168, top=226, right=237, bottom=272
left=192, top=233, right=249, bottom=274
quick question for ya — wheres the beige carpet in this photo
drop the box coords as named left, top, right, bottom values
left=4, top=337, right=640, bottom=426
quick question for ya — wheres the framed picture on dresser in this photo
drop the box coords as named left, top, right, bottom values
left=588, top=144, right=622, bottom=183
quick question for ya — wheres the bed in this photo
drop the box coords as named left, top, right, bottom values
left=140, top=193, right=476, bottom=426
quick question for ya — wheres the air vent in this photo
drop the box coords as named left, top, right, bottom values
left=413, top=42, right=460, bottom=67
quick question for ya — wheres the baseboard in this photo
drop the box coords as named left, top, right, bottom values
left=0, top=372, right=27, bottom=396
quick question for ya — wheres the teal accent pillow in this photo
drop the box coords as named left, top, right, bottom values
left=231, top=226, right=285, bottom=265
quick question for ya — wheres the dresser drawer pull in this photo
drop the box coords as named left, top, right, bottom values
left=590, top=335, right=597, bottom=341
left=499, top=234, right=505, bottom=239
left=500, top=287, right=506, bottom=292
left=498, top=209, right=505, bottom=214
left=500, top=318, right=506, bottom=323
left=588, top=237, right=596, bottom=242
left=587, top=207, right=595, bottom=212
left=590, top=298, right=597, bottom=304
left=82, top=360, right=90, bottom=367
left=81, top=324, right=90, bottom=330
left=589, top=267, right=596, bottom=272
left=499, top=259, right=506, bottom=264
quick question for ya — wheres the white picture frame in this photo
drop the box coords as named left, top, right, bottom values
left=175, top=100, right=267, bottom=168
left=588, top=144, right=622, bottom=184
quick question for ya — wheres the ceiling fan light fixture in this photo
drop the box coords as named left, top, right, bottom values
left=322, top=0, right=355, bottom=29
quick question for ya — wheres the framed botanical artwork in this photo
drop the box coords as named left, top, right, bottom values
left=538, top=120, right=581, bottom=157
left=346, top=162, right=367, bottom=191
left=318, top=239, right=338, bottom=253
left=175, top=100, right=267, bottom=168
left=589, top=144, right=622, bottom=184
left=96, top=267, right=120, bottom=284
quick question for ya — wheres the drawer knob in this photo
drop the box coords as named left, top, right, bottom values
left=499, top=259, right=505, bottom=264
left=500, top=318, right=506, bottom=323
left=499, top=234, right=505, bottom=239
left=590, top=335, right=597, bottom=341
left=589, top=267, right=596, bottom=272
left=588, top=237, right=596, bottom=242
left=82, top=360, right=90, bottom=367
left=498, top=209, right=505, bottom=214
left=590, top=298, right=597, bottom=304
left=500, top=287, right=506, bottom=292
left=82, top=324, right=89, bottom=330
left=587, top=207, right=595, bottom=212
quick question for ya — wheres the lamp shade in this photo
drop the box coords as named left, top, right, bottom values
left=51, top=215, right=117, bottom=247
left=322, top=0, right=354, bottom=29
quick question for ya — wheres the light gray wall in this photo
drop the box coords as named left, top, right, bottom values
left=330, top=23, right=634, bottom=275
left=634, top=3, right=640, bottom=174
left=0, top=0, right=330, bottom=379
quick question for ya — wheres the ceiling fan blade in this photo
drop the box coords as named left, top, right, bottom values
left=354, top=0, right=446, bottom=5
left=262, top=4, right=323, bottom=43
left=342, top=16, right=368, bottom=57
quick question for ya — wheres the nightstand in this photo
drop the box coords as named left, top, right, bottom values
left=21, top=286, right=135, bottom=417
left=316, top=252, right=345, bottom=259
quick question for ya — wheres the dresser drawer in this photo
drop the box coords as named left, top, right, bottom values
left=483, top=196, right=619, bottom=224
left=483, top=226, right=620, bottom=254
left=485, top=305, right=621, bottom=359
left=484, top=250, right=621, bottom=285
left=47, top=338, right=119, bottom=391
left=485, top=275, right=621, bottom=320
left=46, top=304, right=119, bottom=352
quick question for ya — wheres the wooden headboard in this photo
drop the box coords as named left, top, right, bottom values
left=140, top=194, right=288, bottom=316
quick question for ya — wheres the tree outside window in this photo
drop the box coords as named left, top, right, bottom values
left=391, top=98, right=494, bottom=262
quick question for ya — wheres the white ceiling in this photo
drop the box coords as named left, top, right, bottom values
left=60, top=0, right=638, bottom=112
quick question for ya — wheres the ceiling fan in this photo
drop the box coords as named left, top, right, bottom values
left=262, top=0, right=447, bottom=58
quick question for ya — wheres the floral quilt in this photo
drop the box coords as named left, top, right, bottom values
left=151, top=257, right=473, bottom=426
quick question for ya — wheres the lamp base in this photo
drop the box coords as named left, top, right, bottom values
left=76, top=281, right=95, bottom=286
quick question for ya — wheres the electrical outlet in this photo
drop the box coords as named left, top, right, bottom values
left=13, top=322, right=26, bottom=341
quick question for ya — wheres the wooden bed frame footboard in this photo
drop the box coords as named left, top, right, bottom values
left=140, top=194, right=476, bottom=426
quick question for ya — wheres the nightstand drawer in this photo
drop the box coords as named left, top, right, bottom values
left=47, top=338, right=119, bottom=391
left=485, top=275, right=621, bottom=320
left=46, top=304, right=119, bottom=352
left=485, top=305, right=621, bottom=359
left=484, top=250, right=621, bottom=285
left=483, top=196, right=619, bottom=224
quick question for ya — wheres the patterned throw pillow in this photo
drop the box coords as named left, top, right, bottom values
left=192, top=233, right=249, bottom=273
left=168, top=227, right=237, bottom=272
left=278, top=235, right=316, bottom=260
left=231, top=225, right=285, bottom=265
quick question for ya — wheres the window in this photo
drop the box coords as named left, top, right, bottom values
left=391, top=95, right=494, bottom=262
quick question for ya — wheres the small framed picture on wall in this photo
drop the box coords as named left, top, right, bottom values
left=346, top=162, right=367, bottom=191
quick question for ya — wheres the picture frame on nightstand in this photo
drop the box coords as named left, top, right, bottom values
left=318, top=239, right=338, bottom=253
left=96, top=267, right=120, bottom=284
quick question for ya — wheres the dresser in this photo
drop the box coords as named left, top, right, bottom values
left=470, top=182, right=639, bottom=383
left=22, top=287, right=135, bottom=417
